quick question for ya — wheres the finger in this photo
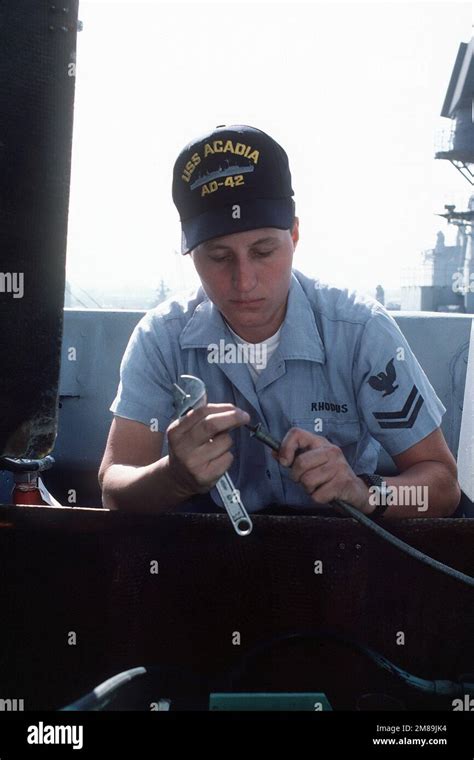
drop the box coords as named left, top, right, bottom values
left=202, top=451, right=234, bottom=487
left=308, top=469, right=353, bottom=505
left=171, top=403, right=237, bottom=434
left=290, top=447, right=331, bottom=482
left=192, top=409, right=250, bottom=447
left=192, top=432, right=234, bottom=465
left=168, top=403, right=241, bottom=438
left=310, top=482, right=341, bottom=505
left=295, top=461, right=335, bottom=492
left=170, top=405, right=250, bottom=446
left=277, top=427, right=327, bottom=467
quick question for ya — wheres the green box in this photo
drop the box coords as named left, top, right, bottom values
left=209, top=693, right=332, bottom=711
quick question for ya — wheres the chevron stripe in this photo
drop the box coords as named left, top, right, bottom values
left=373, top=385, right=418, bottom=420
left=376, top=395, right=424, bottom=428
left=372, top=385, right=425, bottom=429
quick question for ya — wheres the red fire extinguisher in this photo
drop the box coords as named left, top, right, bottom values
left=0, top=456, right=56, bottom=506
left=12, top=471, right=50, bottom=506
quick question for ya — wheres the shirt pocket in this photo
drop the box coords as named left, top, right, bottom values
left=291, top=417, right=361, bottom=449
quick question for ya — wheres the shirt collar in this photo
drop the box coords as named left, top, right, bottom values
left=179, top=270, right=326, bottom=364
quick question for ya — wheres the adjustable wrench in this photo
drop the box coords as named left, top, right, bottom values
left=172, top=375, right=253, bottom=537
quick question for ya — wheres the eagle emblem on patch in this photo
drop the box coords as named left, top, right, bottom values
left=368, top=358, right=399, bottom=397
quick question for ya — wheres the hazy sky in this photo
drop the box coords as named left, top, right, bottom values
left=66, top=0, right=473, bottom=298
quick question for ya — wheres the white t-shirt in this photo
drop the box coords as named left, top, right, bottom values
left=224, top=320, right=283, bottom=383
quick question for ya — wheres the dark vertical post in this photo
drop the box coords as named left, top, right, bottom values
left=0, top=0, right=79, bottom=456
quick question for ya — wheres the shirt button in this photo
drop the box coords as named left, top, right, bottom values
left=266, top=469, right=271, bottom=478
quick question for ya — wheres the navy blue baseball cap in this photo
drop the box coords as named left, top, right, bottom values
left=172, top=124, right=295, bottom=254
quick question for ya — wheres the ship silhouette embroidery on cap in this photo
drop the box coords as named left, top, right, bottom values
left=190, top=160, right=254, bottom=191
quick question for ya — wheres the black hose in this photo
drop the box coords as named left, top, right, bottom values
left=333, top=498, right=474, bottom=588
left=246, top=421, right=474, bottom=589
left=214, top=628, right=474, bottom=697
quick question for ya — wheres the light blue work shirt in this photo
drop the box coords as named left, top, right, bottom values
left=110, top=269, right=446, bottom=512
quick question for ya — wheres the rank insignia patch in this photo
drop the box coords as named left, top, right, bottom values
left=372, top=384, right=425, bottom=429
left=368, top=358, right=399, bottom=397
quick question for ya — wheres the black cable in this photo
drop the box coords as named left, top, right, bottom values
left=247, top=421, right=474, bottom=588
left=59, top=636, right=474, bottom=710
left=213, top=628, right=474, bottom=697
left=334, top=498, right=474, bottom=588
